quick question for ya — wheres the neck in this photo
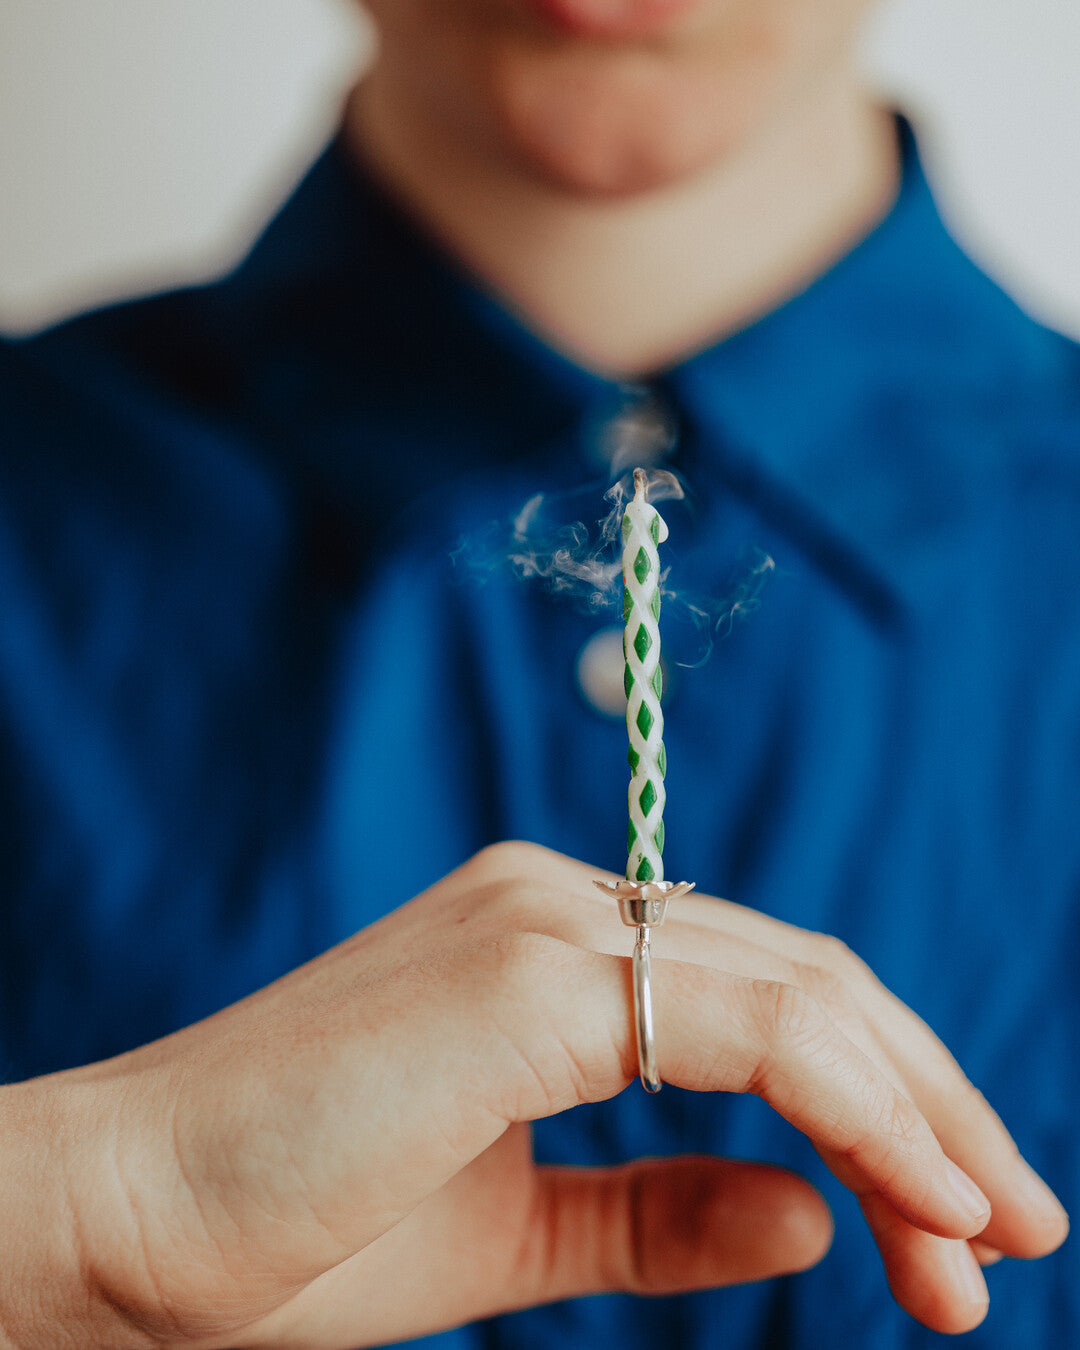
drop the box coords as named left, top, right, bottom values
left=346, top=74, right=899, bottom=379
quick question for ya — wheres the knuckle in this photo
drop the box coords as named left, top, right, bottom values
left=947, top=1070, right=991, bottom=1116
left=943, top=1070, right=987, bottom=1112
left=845, top=1094, right=941, bottom=1214
left=464, top=843, right=578, bottom=933
left=794, top=964, right=872, bottom=1048
left=479, top=930, right=595, bottom=1029
left=812, top=931, right=859, bottom=973
left=845, top=1081, right=927, bottom=1154
left=479, top=935, right=622, bottom=1121
left=808, top=931, right=880, bottom=992
left=882, top=1090, right=931, bottom=1149
left=797, top=963, right=850, bottom=1016
left=829, top=935, right=880, bottom=993
left=469, top=839, right=547, bottom=883
left=486, top=928, right=573, bottom=987
left=752, top=979, right=828, bottom=1046
left=837, top=1091, right=931, bottom=1186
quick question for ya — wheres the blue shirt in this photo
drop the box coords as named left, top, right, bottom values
left=1, top=119, right=1077, bottom=1347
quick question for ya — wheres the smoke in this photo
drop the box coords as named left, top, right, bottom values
left=451, top=469, right=774, bottom=665
left=504, top=469, right=683, bottom=610
left=676, top=548, right=775, bottom=667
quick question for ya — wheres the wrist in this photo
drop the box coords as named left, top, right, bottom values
left=0, top=1073, right=158, bottom=1349
left=0, top=1076, right=95, bottom=1346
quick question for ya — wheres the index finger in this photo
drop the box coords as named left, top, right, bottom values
left=653, top=958, right=992, bottom=1241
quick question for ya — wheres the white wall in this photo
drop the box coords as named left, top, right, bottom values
left=862, top=0, right=1080, bottom=340
left=1, top=0, right=1078, bottom=338
left=0, top=0, right=370, bottom=331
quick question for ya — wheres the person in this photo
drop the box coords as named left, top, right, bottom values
left=0, top=0, right=1074, bottom=1346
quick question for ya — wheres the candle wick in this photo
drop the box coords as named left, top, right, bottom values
left=632, top=467, right=648, bottom=503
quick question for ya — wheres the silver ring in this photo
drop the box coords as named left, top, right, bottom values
left=593, top=879, right=695, bottom=1093
left=633, top=930, right=660, bottom=1092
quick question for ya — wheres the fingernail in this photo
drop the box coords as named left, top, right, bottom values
left=1016, top=1161, right=1070, bottom=1230
left=945, top=1159, right=991, bottom=1221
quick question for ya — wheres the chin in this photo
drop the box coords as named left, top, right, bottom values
left=498, top=102, right=746, bottom=198
left=487, top=39, right=782, bottom=198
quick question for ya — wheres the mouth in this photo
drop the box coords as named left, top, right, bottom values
left=520, top=0, right=702, bottom=40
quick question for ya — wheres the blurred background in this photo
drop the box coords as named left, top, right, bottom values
left=1, top=0, right=1078, bottom=337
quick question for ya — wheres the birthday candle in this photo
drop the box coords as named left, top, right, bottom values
left=622, top=468, right=669, bottom=883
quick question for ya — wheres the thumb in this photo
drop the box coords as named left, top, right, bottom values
left=520, top=1155, right=833, bottom=1304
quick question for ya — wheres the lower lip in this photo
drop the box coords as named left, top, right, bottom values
left=523, top=0, right=700, bottom=39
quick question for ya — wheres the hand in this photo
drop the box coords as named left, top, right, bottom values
left=0, top=843, right=1067, bottom=1347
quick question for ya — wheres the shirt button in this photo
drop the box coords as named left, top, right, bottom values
left=577, top=625, right=674, bottom=719
left=576, top=626, right=626, bottom=719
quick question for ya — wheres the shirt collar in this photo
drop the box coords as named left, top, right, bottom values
left=229, top=133, right=609, bottom=473
left=232, top=118, right=1068, bottom=613
left=663, top=118, right=1071, bottom=618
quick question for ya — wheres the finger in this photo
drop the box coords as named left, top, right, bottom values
left=919, top=1094, right=1067, bottom=1260
left=859, top=1191, right=989, bottom=1335
left=674, top=897, right=1072, bottom=1261
left=852, top=982, right=1069, bottom=1256
left=251, top=1154, right=835, bottom=1348
left=522, top=1156, right=832, bottom=1303
left=486, top=938, right=986, bottom=1241
left=816, top=1140, right=997, bottom=1330
left=654, top=960, right=992, bottom=1240
left=970, top=1240, right=1004, bottom=1267
left=517, top=862, right=1060, bottom=1261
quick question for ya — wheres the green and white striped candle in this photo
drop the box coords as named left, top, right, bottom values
left=622, top=468, right=668, bottom=883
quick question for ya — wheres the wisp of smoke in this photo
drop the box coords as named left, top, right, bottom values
left=451, top=469, right=774, bottom=665
left=675, top=549, right=775, bottom=667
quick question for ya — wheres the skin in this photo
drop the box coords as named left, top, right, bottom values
left=0, top=6, right=1067, bottom=1345
left=352, top=0, right=899, bottom=373
left=0, top=844, right=1067, bottom=1346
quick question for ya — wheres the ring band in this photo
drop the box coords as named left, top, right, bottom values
left=593, top=878, right=695, bottom=1093
left=632, top=929, right=660, bottom=1092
